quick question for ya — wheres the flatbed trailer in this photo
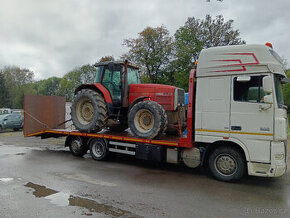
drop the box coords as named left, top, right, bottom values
left=23, top=71, right=200, bottom=171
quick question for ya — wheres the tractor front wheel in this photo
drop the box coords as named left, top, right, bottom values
left=128, top=101, right=165, bottom=139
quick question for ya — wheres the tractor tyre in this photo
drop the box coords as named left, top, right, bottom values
left=71, top=89, right=108, bottom=133
left=148, top=101, right=168, bottom=134
left=128, top=101, right=165, bottom=139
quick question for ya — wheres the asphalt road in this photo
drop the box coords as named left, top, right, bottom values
left=0, top=131, right=290, bottom=218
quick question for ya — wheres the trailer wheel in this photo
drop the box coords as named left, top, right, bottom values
left=66, top=136, right=88, bottom=157
left=128, top=101, right=164, bottom=139
left=71, top=89, right=108, bottom=133
left=208, top=146, right=245, bottom=182
left=89, top=139, right=108, bottom=161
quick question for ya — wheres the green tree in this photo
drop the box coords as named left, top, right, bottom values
left=1, top=66, right=35, bottom=108
left=173, top=15, right=245, bottom=90
left=0, top=72, right=9, bottom=107
left=123, top=26, right=174, bottom=84
left=98, top=56, right=115, bottom=63
left=79, top=64, right=97, bottom=84
left=36, top=77, right=61, bottom=96
left=57, top=64, right=97, bottom=101
left=57, top=70, right=82, bottom=102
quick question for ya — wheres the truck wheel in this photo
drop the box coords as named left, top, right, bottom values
left=67, top=136, right=88, bottom=157
left=71, top=89, right=108, bottom=133
left=89, top=139, right=108, bottom=161
left=128, top=101, right=163, bottom=139
left=208, top=146, right=245, bottom=182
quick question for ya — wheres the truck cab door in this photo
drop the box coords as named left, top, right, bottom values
left=195, top=76, right=230, bottom=138
left=230, top=74, right=274, bottom=163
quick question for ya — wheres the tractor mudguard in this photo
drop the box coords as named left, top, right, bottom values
left=75, top=84, right=112, bottom=104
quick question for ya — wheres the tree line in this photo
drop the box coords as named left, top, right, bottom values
left=0, top=14, right=289, bottom=111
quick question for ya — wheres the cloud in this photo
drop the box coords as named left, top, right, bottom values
left=0, top=0, right=289, bottom=80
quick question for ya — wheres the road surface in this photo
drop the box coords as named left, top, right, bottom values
left=0, top=131, right=290, bottom=217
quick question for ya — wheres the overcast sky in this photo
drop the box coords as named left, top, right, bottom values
left=0, top=0, right=289, bottom=80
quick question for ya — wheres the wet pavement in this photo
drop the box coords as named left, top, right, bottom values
left=1, top=131, right=290, bottom=218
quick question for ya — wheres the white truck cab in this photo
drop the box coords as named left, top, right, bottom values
left=195, top=43, right=287, bottom=179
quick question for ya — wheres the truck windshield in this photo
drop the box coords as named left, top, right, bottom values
left=274, top=74, right=285, bottom=108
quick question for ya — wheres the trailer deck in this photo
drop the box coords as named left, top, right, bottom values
left=24, top=128, right=184, bottom=147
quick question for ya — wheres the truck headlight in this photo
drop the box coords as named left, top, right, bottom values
left=274, top=153, right=285, bottom=160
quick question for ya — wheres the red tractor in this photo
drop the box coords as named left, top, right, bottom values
left=71, top=61, right=186, bottom=139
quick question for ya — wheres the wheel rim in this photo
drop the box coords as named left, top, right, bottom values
left=71, top=139, right=81, bottom=153
left=76, top=98, right=94, bottom=125
left=92, top=141, right=104, bottom=158
left=214, top=154, right=237, bottom=176
left=134, top=109, right=154, bottom=133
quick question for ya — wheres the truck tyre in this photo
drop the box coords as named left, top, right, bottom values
left=128, top=101, right=164, bottom=139
left=208, top=146, right=246, bottom=182
left=71, top=89, right=108, bottom=133
left=90, top=139, right=108, bottom=161
left=67, top=136, right=88, bottom=157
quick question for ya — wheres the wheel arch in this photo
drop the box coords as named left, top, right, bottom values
left=202, top=140, right=249, bottom=168
left=128, top=96, right=150, bottom=112
left=87, top=137, right=109, bottom=149
left=75, top=84, right=112, bottom=104
left=65, top=135, right=88, bottom=147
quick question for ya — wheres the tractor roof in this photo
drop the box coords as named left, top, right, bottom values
left=94, top=60, right=140, bottom=69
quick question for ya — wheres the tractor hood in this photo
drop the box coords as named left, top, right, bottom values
left=129, top=84, right=184, bottom=111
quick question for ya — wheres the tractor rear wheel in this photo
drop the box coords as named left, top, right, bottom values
left=71, top=89, right=108, bottom=133
left=128, top=101, right=165, bottom=139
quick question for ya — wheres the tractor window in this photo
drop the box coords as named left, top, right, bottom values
left=102, top=67, right=121, bottom=103
left=94, top=66, right=103, bottom=83
left=234, top=76, right=265, bottom=103
left=127, top=68, right=140, bottom=85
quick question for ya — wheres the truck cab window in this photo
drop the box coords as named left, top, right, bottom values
left=234, top=76, right=265, bottom=103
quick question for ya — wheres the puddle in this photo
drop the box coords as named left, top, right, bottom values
left=15, top=153, right=26, bottom=155
left=25, top=182, right=136, bottom=217
left=0, top=178, right=14, bottom=182
left=25, top=182, right=57, bottom=197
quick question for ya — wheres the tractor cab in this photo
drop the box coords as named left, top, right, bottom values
left=94, top=61, right=141, bottom=107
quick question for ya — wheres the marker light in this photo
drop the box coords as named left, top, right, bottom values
left=265, top=42, right=273, bottom=48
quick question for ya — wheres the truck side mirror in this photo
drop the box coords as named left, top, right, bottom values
left=262, top=76, right=272, bottom=94
left=263, top=94, right=273, bottom=104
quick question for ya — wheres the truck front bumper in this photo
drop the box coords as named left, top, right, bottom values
left=247, top=141, right=287, bottom=177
